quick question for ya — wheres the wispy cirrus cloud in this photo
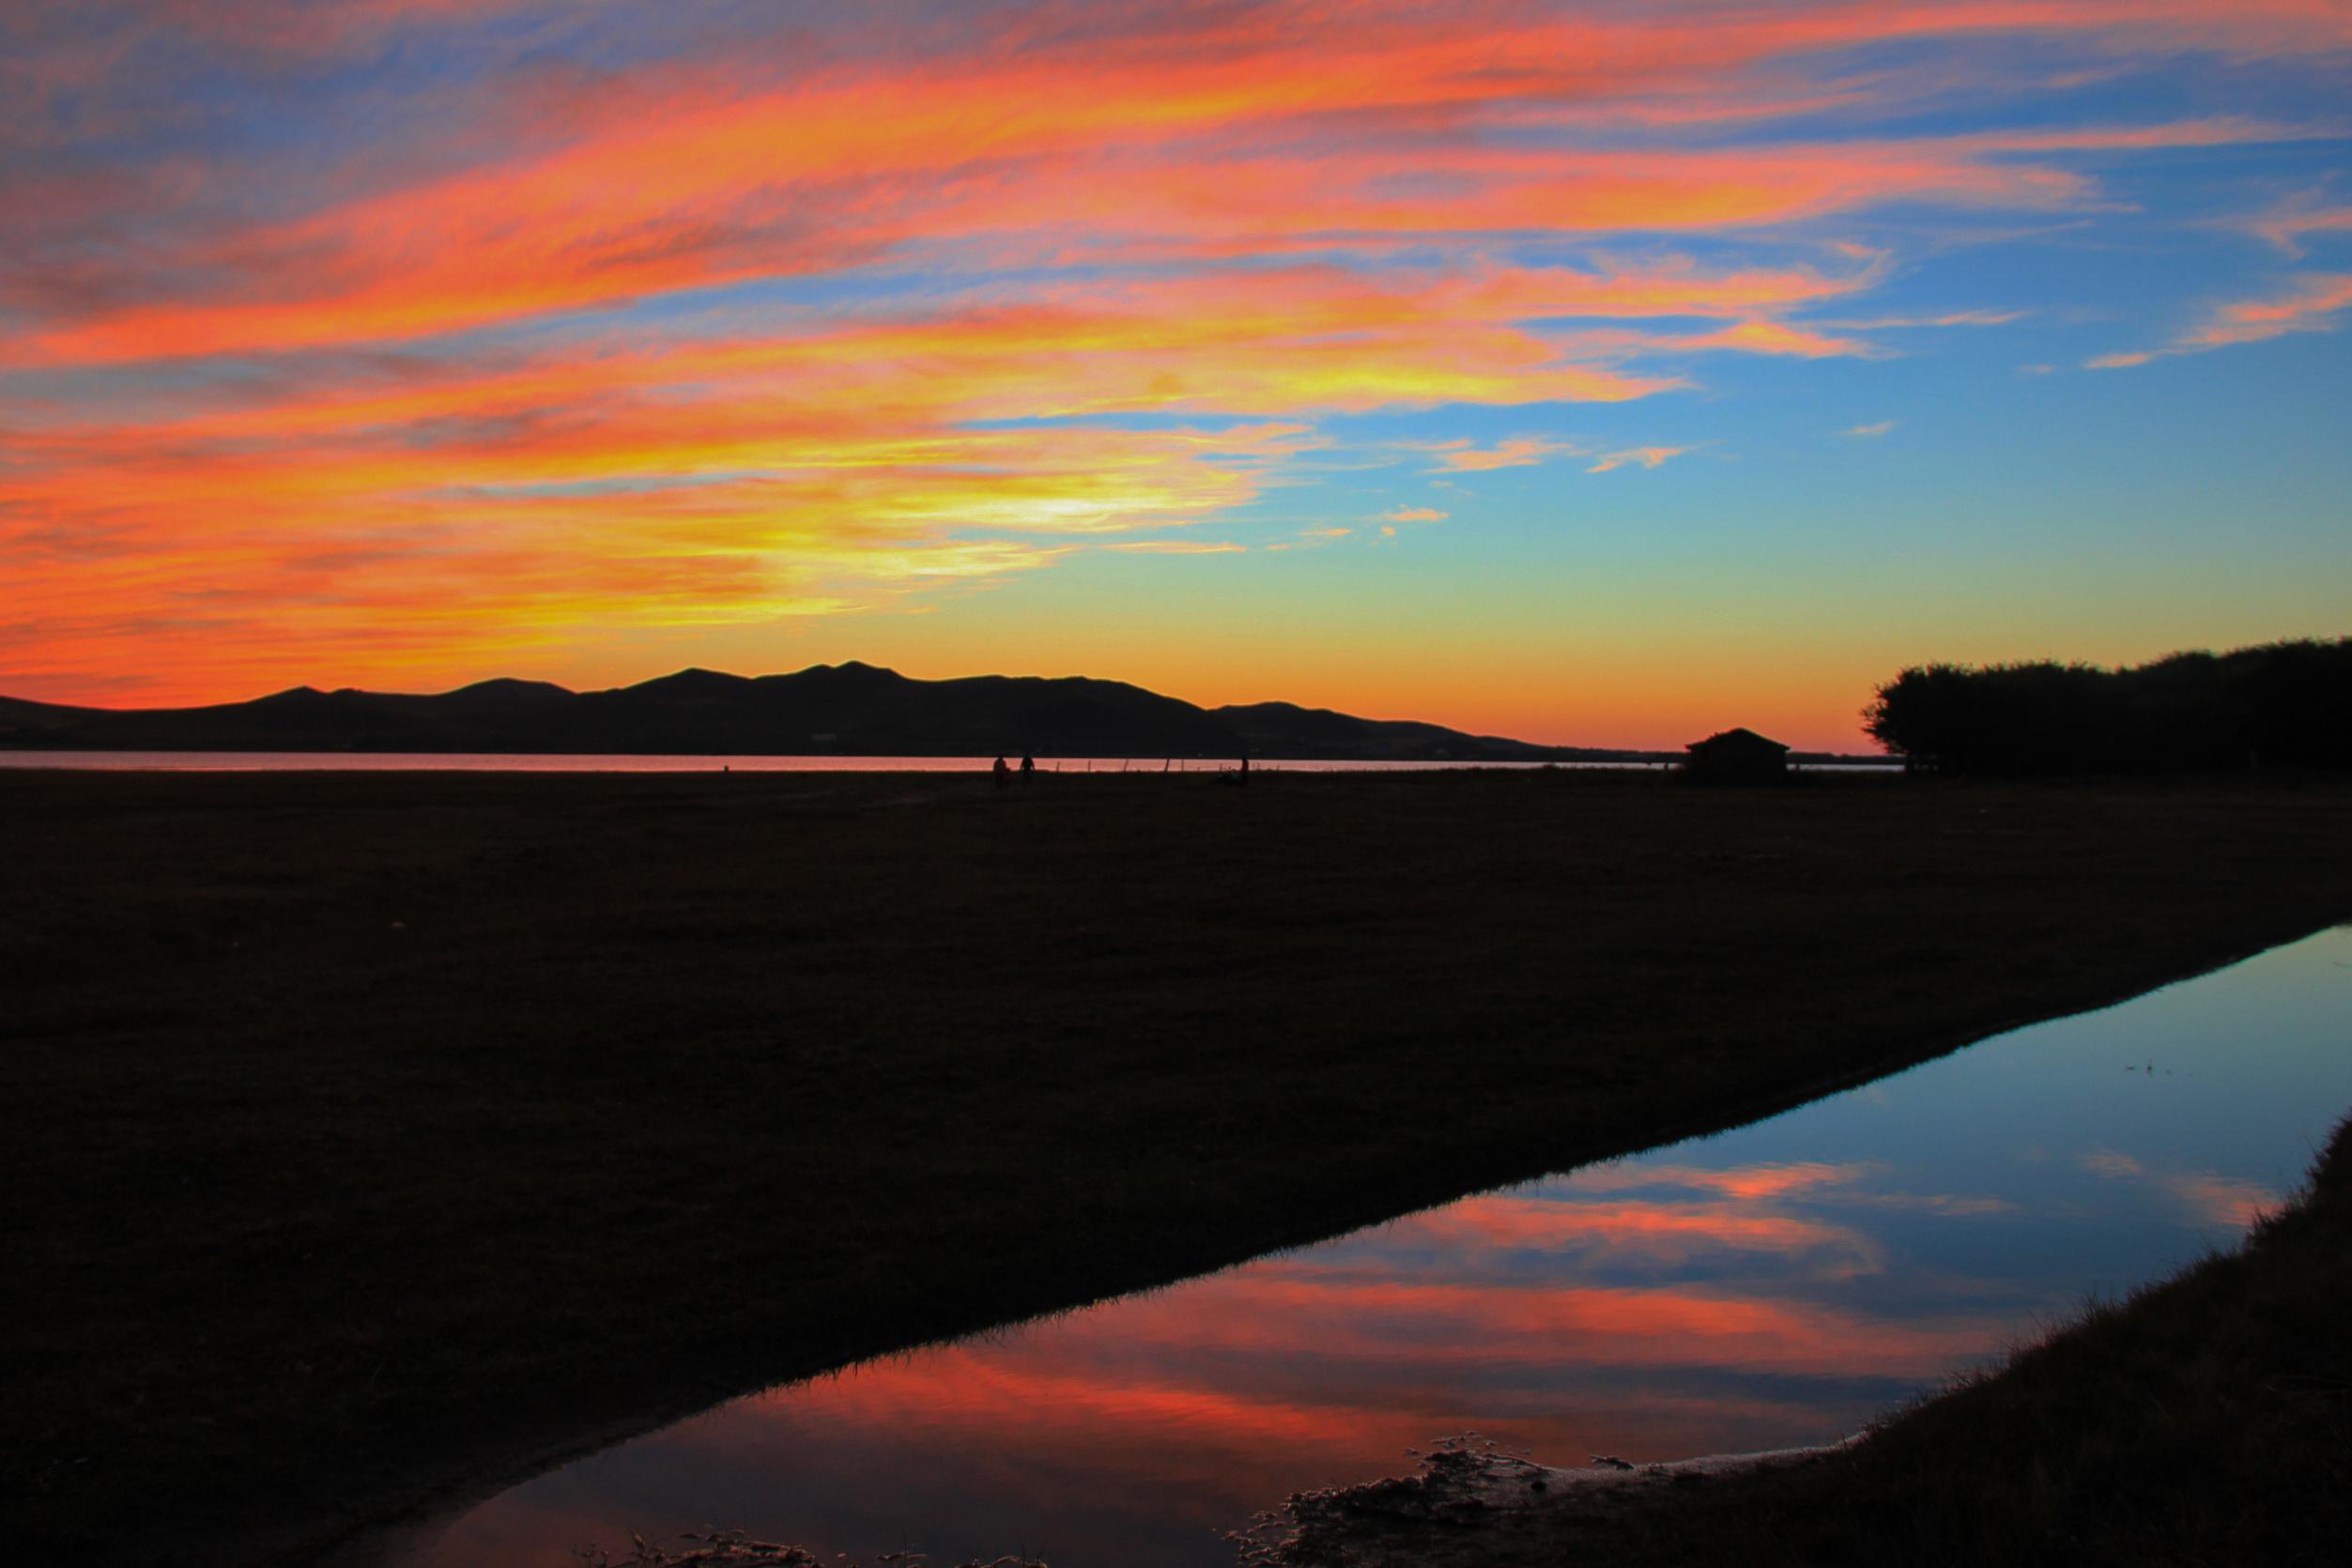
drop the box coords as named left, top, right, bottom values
left=2088, top=272, right=2352, bottom=367
left=1265, top=524, right=1353, bottom=553
left=1419, top=438, right=1581, bottom=473
left=2077, top=1148, right=2281, bottom=1227
left=2246, top=197, right=2352, bottom=256
left=1587, top=446, right=1691, bottom=473
left=1825, top=308, right=2026, bottom=330
left=1100, top=539, right=1247, bottom=555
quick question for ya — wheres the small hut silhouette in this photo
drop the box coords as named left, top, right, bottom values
left=1683, top=727, right=1790, bottom=784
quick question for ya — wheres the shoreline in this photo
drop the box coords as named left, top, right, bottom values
left=1238, top=1436, right=1865, bottom=1567
left=7, top=770, right=2348, bottom=1562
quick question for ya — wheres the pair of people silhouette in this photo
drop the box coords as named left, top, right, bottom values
left=991, top=753, right=1036, bottom=786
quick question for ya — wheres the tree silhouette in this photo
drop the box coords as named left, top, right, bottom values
left=1865, top=638, right=2351, bottom=776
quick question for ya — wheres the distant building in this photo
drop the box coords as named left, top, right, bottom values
left=1683, top=727, right=1790, bottom=784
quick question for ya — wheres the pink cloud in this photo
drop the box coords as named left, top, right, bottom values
left=2089, top=271, right=2352, bottom=367
left=2182, top=271, right=2352, bottom=348
left=2080, top=1147, right=2282, bottom=1228
left=1422, top=437, right=1579, bottom=472
left=2250, top=201, right=2352, bottom=257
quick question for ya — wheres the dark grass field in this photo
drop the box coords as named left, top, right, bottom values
left=5, top=767, right=2349, bottom=1561
left=1273, top=1115, right=2352, bottom=1568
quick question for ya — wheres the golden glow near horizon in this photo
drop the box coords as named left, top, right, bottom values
left=4, top=2, right=2348, bottom=747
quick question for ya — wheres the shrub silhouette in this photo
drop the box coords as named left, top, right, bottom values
left=1864, top=638, right=2352, bottom=776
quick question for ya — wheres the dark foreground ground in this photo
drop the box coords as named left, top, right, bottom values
left=5, top=768, right=2349, bottom=1562
left=1268, top=1114, right=2352, bottom=1568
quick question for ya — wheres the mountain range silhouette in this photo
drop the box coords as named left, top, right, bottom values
left=0, top=662, right=1647, bottom=761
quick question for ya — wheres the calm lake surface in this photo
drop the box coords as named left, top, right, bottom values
left=394, top=927, right=2352, bottom=1568
left=0, top=751, right=1655, bottom=773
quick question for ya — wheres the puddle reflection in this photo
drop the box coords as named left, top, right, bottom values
left=405, top=928, right=2352, bottom=1567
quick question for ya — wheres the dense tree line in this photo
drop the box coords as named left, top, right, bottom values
left=1864, top=638, right=2352, bottom=776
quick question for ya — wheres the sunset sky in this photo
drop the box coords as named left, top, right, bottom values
left=5, top=1, right=2347, bottom=748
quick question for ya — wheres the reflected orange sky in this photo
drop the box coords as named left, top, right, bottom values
left=404, top=928, right=2352, bottom=1568
left=416, top=1178, right=2006, bottom=1568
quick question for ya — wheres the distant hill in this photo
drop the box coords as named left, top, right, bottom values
left=0, top=663, right=1653, bottom=762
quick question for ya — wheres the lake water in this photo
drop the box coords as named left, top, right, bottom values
left=391, top=927, right=2352, bottom=1568
left=0, top=751, right=1641, bottom=774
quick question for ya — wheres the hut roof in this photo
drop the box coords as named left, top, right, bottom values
left=1686, top=727, right=1789, bottom=756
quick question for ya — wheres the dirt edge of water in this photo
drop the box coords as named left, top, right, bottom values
left=1234, top=1436, right=1861, bottom=1567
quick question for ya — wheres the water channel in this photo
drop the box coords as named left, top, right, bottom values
left=396, top=925, right=2352, bottom=1567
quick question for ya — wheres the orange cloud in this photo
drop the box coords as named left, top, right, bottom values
left=1422, top=438, right=1579, bottom=472
left=2180, top=271, right=2352, bottom=348
left=1827, top=309, right=2026, bottom=329
left=956, top=1267, right=1995, bottom=1383
left=1668, top=319, right=1878, bottom=359
left=12, top=250, right=1800, bottom=700
left=2249, top=201, right=2352, bottom=257
left=1387, top=1193, right=1885, bottom=1275
left=2089, top=271, right=2352, bottom=366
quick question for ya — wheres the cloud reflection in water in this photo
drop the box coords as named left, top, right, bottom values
left=407, top=928, right=2352, bottom=1568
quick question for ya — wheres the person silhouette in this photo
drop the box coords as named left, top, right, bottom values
left=1019, top=752, right=1037, bottom=780
left=992, top=755, right=1010, bottom=787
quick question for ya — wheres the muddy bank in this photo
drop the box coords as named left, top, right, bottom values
left=1241, top=1437, right=1855, bottom=1567
left=578, top=1536, right=1046, bottom=1568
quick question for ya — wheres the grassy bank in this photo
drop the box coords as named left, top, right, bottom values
left=1272, top=1113, right=2352, bottom=1567
left=5, top=768, right=2349, bottom=1560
